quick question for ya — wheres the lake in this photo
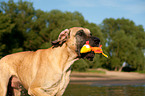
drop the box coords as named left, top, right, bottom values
left=63, top=84, right=145, bottom=96
left=14, top=82, right=145, bottom=96
left=10, top=71, right=145, bottom=96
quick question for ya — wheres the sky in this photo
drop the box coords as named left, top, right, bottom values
left=2, top=0, right=145, bottom=30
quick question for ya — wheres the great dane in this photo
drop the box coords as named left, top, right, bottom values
left=0, top=27, right=100, bottom=96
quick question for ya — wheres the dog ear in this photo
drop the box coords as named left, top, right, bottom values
left=51, top=29, right=70, bottom=47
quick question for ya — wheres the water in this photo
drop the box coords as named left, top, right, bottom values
left=63, top=84, right=145, bottom=96
left=12, top=83, right=145, bottom=96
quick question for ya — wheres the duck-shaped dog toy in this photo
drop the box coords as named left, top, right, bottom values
left=80, top=41, right=108, bottom=58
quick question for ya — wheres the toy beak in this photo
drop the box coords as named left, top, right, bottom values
left=91, top=45, right=102, bottom=53
left=91, top=45, right=108, bottom=58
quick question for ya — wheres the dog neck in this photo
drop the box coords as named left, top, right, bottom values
left=51, top=43, right=78, bottom=73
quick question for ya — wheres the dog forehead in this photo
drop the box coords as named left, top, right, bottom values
left=69, top=27, right=91, bottom=36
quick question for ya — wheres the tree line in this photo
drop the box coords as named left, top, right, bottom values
left=0, top=0, right=145, bottom=72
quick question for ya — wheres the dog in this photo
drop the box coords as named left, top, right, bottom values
left=0, top=27, right=100, bottom=96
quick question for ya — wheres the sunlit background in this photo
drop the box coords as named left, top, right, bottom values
left=0, top=0, right=145, bottom=96
left=2, top=0, right=145, bottom=29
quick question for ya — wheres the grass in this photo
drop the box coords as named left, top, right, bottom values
left=86, top=69, right=106, bottom=74
left=137, top=70, right=145, bottom=74
left=73, top=69, right=106, bottom=74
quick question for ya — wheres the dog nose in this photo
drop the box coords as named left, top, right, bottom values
left=84, top=36, right=100, bottom=47
left=91, top=36, right=100, bottom=47
left=93, top=37, right=100, bottom=43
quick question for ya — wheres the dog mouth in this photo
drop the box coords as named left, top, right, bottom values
left=79, top=51, right=95, bottom=61
left=75, top=31, right=100, bottom=61
left=76, top=39, right=99, bottom=61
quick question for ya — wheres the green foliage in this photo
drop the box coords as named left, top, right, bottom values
left=86, top=69, right=106, bottom=74
left=0, top=0, right=145, bottom=72
left=72, top=59, right=89, bottom=72
left=101, top=18, right=145, bottom=71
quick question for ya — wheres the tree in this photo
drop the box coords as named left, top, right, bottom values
left=0, top=0, right=34, bottom=53
left=0, top=11, right=15, bottom=57
left=101, top=18, right=145, bottom=71
left=1, top=0, right=144, bottom=72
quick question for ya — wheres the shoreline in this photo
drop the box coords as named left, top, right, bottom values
left=70, top=70, right=145, bottom=86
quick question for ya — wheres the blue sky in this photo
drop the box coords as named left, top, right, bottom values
left=2, top=0, right=145, bottom=30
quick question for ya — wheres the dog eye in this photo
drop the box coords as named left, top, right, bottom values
left=77, top=30, right=84, bottom=36
left=90, top=33, right=92, bottom=36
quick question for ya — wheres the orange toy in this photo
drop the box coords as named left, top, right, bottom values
left=80, top=41, right=108, bottom=58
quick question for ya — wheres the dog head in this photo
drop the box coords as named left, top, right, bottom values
left=51, top=27, right=100, bottom=61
